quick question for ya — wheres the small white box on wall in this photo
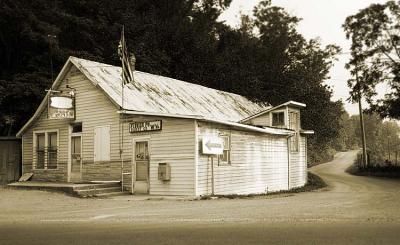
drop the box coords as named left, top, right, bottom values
left=158, top=163, right=171, bottom=181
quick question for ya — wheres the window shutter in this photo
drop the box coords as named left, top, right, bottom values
left=94, top=126, right=110, bottom=162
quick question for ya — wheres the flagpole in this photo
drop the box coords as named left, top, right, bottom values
left=118, top=26, right=135, bottom=193
left=120, top=26, right=125, bottom=192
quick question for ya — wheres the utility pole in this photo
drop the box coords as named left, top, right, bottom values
left=356, top=69, right=368, bottom=167
left=387, top=124, right=391, bottom=161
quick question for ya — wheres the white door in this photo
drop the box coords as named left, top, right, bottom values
left=133, top=140, right=149, bottom=194
left=70, top=135, right=82, bottom=182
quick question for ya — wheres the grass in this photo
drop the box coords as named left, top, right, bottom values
left=200, top=171, right=327, bottom=200
left=347, top=163, right=400, bottom=178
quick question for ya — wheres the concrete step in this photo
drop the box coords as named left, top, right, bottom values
left=74, top=187, right=122, bottom=197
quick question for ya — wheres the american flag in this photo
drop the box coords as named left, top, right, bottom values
left=118, top=26, right=134, bottom=85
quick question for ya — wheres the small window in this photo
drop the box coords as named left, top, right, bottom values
left=272, top=112, right=285, bottom=126
left=72, top=122, right=82, bottom=133
left=219, top=135, right=231, bottom=164
left=135, top=141, right=149, bottom=160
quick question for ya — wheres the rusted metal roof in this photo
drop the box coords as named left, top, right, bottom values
left=70, top=57, right=270, bottom=123
left=18, top=57, right=296, bottom=137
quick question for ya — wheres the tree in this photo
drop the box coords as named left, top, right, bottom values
left=346, top=112, right=400, bottom=166
left=0, top=0, right=345, bottom=166
left=251, top=1, right=343, bottom=164
left=0, top=0, right=230, bottom=134
left=343, top=1, right=400, bottom=119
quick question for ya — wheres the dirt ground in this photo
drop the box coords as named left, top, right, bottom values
left=1, top=150, right=400, bottom=244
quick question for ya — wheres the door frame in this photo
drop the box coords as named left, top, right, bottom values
left=131, top=136, right=151, bottom=194
left=68, top=131, right=83, bottom=183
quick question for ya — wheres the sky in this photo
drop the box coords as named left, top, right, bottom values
left=219, top=0, right=389, bottom=115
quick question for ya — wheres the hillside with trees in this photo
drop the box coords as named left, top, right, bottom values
left=344, top=0, right=400, bottom=168
left=1, top=0, right=345, bottom=164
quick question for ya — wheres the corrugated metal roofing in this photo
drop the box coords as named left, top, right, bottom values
left=70, top=57, right=270, bottom=123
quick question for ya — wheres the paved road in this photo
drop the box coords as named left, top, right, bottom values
left=1, top=150, right=400, bottom=244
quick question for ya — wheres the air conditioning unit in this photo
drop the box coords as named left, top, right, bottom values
left=158, top=163, right=171, bottom=181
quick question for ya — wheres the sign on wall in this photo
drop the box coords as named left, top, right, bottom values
left=48, top=96, right=75, bottom=120
left=129, top=120, right=162, bottom=133
left=202, top=136, right=223, bottom=155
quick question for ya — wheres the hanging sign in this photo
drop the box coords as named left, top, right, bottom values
left=48, top=96, right=75, bottom=120
left=129, top=120, right=162, bottom=133
left=202, top=136, right=223, bottom=155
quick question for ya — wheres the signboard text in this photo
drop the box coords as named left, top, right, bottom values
left=129, top=120, right=162, bottom=133
left=49, top=95, right=75, bottom=120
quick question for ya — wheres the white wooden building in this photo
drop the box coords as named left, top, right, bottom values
left=17, top=57, right=313, bottom=196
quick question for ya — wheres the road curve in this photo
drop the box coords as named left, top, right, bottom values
left=1, top=150, right=400, bottom=244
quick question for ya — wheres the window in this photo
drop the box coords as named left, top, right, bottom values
left=36, top=133, right=45, bottom=169
left=135, top=141, right=149, bottom=161
left=219, top=135, right=231, bottom=164
left=72, top=122, right=82, bottom=133
left=135, top=141, right=149, bottom=181
left=34, top=131, right=58, bottom=169
left=272, top=112, right=285, bottom=126
left=47, top=132, right=58, bottom=169
left=289, top=112, right=299, bottom=152
left=94, top=126, right=110, bottom=162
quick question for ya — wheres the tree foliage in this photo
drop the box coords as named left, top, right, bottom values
left=348, top=113, right=400, bottom=165
left=344, top=1, right=400, bottom=119
left=0, top=0, right=344, bottom=164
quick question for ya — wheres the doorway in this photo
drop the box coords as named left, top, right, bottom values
left=70, top=135, right=82, bottom=182
left=133, top=139, right=149, bottom=194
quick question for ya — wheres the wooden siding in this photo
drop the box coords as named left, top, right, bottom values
left=21, top=66, right=122, bottom=182
left=58, top=66, right=121, bottom=181
left=20, top=62, right=307, bottom=195
left=289, top=136, right=307, bottom=188
left=121, top=116, right=196, bottom=196
left=22, top=107, right=69, bottom=181
left=247, top=113, right=270, bottom=127
left=196, top=122, right=290, bottom=196
left=21, top=65, right=196, bottom=195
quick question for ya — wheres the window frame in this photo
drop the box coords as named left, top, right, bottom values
left=35, top=133, right=45, bottom=169
left=218, top=134, right=231, bottom=165
left=33, top=129, right=59, bottom=170
left=272, top=111, right=285, bottom=127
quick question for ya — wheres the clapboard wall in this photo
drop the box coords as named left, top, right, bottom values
left=196, top=122, right=290, bottom=196
left=21, top=65, right=123, bottom=182
left=66, top=66, right=121, bottom=181
left=121, top=116, right=196, bottom=196
left=22, top=106, right=69, bottom=181
left=289, top=136, right=307, bottom=188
